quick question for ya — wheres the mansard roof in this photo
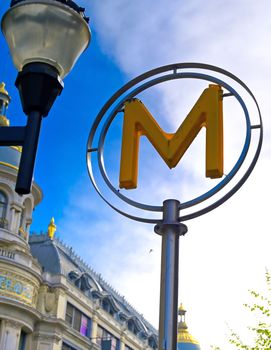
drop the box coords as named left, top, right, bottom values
left=29, top=233, right=158, bottom=344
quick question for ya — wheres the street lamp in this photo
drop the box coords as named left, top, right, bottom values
left=0, top=0, right=91, bottom=194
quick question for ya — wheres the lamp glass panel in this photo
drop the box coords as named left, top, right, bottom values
left=1, top=1, right=91, bottom=78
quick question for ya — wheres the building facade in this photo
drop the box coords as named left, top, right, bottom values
left=0, top=82, right=200, bottom=350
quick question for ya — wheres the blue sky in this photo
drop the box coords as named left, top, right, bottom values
left=1, top=1, right=271, bottom=349
left=0, top=5, right=126, bottom=230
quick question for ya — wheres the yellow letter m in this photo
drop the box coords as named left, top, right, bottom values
left=119, top=84, right=224, bottom=189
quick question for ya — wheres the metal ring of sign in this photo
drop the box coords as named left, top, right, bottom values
left=97, top=73, right=250, bottom=210
left=86, top=63, right=263, bottom=223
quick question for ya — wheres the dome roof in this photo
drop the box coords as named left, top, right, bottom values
left=177, top=344, right=201, bottom=350
left=177, top=304, right=201, bottom=350
left=177, top=330, right=201, bottom=350
left=0, top=146, right=21, bottom=171
left=0, top=82, right=21, bottom=172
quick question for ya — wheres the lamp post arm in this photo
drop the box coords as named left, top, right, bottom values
left=0, top=126, right=25, bottom=146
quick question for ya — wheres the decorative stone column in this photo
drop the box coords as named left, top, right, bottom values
left=36, top=285, right=48, bottom=314
left=9, top=204, right=21, bottom=235
left=54, top=288, right=67, bottom=319
left=120, top=324, right=128, bottom=350
left=0, top=319, right=22, bottom=350
left=120, top=335, right=126, bottom=350
left=91, top=314, right=98, bottom=343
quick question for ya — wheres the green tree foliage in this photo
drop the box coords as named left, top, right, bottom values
left=213, top=270, right=271, bottom=350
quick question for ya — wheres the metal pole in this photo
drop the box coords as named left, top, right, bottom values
left=154, top=199, right=187, bottom=350
left=15, top=110, right=42, bottom=195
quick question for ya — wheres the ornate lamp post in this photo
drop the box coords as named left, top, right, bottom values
left=0, top=0, right=91, bottom=194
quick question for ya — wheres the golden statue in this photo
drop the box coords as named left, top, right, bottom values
left=0, top=82, right=10, bottom=126
left=47, top=217, right=56, bottom=239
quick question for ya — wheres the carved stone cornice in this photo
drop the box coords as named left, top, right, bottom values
left=92, top=314, right=99, bottom=322
left=4, top=319, right=23, bottom=329
left=56, top=287, right=67, bottom=297
left=33, top=332, right=62, bottom=344
left=120, top=324, right=128, bottom=339
left=10, top=202, right=24, bottom=211
left=89, top=341, right=100, bottom=350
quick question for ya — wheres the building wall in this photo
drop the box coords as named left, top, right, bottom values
left=0, top=165, right=156, bottom=350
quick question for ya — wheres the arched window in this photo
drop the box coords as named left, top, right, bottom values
left=102, top=298, right=115, bottom=316
left=127, top=320, right=136, bottom=334
left=148, top=336, right=158, bottom=349
left=0, top=191, right=8, bottom=228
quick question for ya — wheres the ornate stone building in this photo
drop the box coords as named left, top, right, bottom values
left=0, top=82, right=200, bottom=350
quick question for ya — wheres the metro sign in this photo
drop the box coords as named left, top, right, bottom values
left=87, top=63, right=262, bottom=223
left=119, top=84, right=223, bottom=189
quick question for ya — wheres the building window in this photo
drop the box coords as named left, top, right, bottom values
left=97, top=326, right=120, bottom=350
left=65, top=303, right=73, bottom=325
left=148, top=337, right=158, bottom=349
left=102, top=299, right=115, bottom=316
left=18, top=330, right=27, bottom=350
left=0, top=191, right=7, bottom=228
left=62, top=343, right=77, bottom=350
left=80, top=314, right=89, bottom=335
left=127, top=319, right=139, bottom=335
left=0, top=100, right=7, bottom=116
left=65, top=302, right=91, bottom=337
